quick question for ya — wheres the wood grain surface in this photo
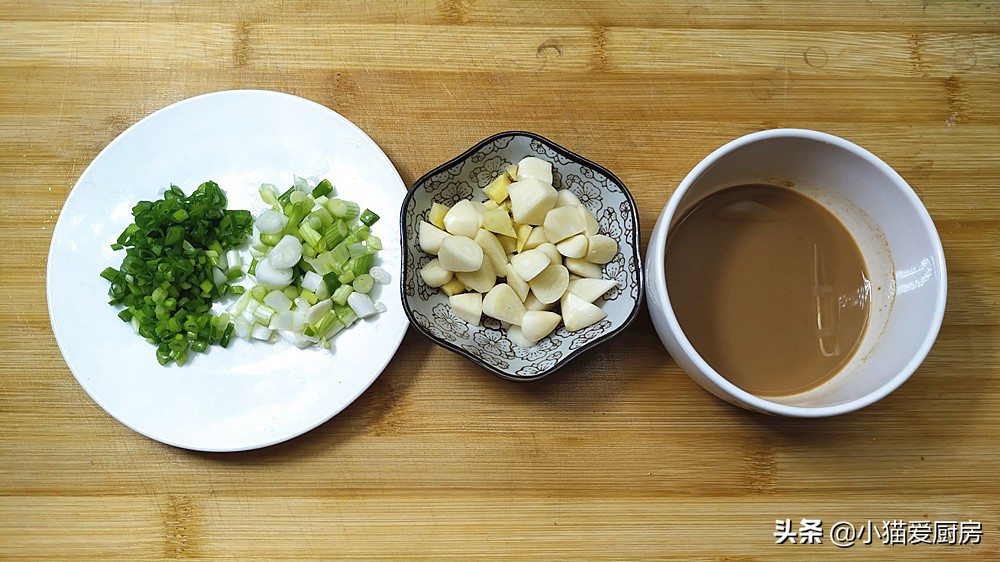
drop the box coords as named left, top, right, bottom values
left=1, top=1, right=998, bottom=559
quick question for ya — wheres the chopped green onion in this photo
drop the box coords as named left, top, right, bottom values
left=300, top=289, right=318, bottom=306
left=289, top=190, right=309, bottom=205
left=242, top=177, right=387, bottom=349
left=298, top=222, right=324, bottom=251
left=260, top=232, right=283, bottom=246
left=353, top=273, right=374, bottom=294
left=259, top=183, right=279, bottom=205
left=323, top=272, right=342, bottom=292
left=332, top=284, right=353, bottom=306
left=250, top=285, right=268, bottom=301
left=359, top=208, right=380, bottom=226
left=322, top=221, right=349, bottom=249
left=251, top=303, right=275, bottom=325
left=276, top=186, right=296, bottom=207
left=100, top=180, right=251, bottom=365
left=327, top=199, right=360, bottom=219
left=349, top=252, right=374, bottom=277
left=348, top=242, right=369, bottom=258
left=312, top=179, right=334, bottom=198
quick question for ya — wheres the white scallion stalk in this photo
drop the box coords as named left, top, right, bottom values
left=254, top=259, right=293, bottom=289
left=263, top=290, right=292, bottom=312
left=259, top=183, right=280, bottom=205
left=306, top=299, right=333, bottom=324
left=234, top=316, right=254, bottom=340
left=212, top=266, right=227, bottom=287
left=301, top=271, right=324, bottom=293
left=278, top=329, right=312, bottom=348
left=348, top=242, right=368, bottom=257
left=256, top=209, right=287, bottom=234
left=347, top=291, right=378, bottom=319
left=369, top=266, right=391, bottom=285
left=247, top=177, right=386, bottom=350
left=225, top=249, right=243, bottom=273
left=251, top=227, right=268, bottom=252
left=268, top=235, right=303, bottom=269
left=228, top=291, right=252, bottom=316
left=251, top=324, right=273, bottom=340
left=352, top=274, right=374, bottom=294
left=251, top=303, right=276, bottom=326
left=269, top=310, right=294, bottom=331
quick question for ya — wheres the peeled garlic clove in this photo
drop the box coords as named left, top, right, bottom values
left=564, top=257, right=603, bottom=279
left=561, top=292, right=607, bottom=331
left=483, top=173, right=512, bottom=204
left=586, top=234, right=618, bottom=264
left=520, top=310, right=562, bottom=343
left=507, top=325, right=533, bottom=348
left=515, top=224, right=532, bottom=252
left=516, top=156, right=554, bottom=185
left=523, top=225, right=549, bottom=251
left=482, top=284, right=526, bottom=325
left=535, top=242, right=562, bottom=266
left=450, top=292, right=483, bottom=326
left=497, top=233, right=517, bottom=255
left=438, top=236, right=484, bottom=272
left=528, top=264, right=569, bottom=304
left=508, top=178, right=558, bottom=225
left=455, top=254, right=496, bottom=293
left=475, top=229, right=508, bottom=273
left=523, top=291, right=555, bottom=312
left=419, top=258, right=453, bottom=288
left=543, top=205, right=586, bottom=243
left=419, top=220, right=450, bottom=255
left=429, top=202, right=450, bottom=230
left=482, top=207, right=516, bottom=238
left=440, top=278, right=466, bottom=296
left=443, top=199, right=482, bottom=238
left=577, top=205, right=601, bottom=236
left=567, top=278, right=617, bottom=303
left=509, top=248, right=549, bottom=281
left=555, top=189, right=583, bottom=208
left=556, top=233, right=589, bottom=259
left=505, top=263, right=530, bottom=302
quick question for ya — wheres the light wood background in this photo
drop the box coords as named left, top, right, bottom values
left=2, top=1, right=998, bottom=559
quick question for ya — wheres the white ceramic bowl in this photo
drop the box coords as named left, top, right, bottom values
left=401, top=131, right=643, bottom=381
left=646, top=129, right=947, bottom=416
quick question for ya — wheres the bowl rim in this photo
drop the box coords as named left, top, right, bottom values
left=646, top=127, right=948, bottom=416
left=399, top=130, right=644, bottom=381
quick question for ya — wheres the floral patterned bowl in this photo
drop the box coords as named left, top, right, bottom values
left=399, top=131, right=643, bottom=381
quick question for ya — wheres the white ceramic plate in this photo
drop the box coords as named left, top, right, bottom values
left=46, top=90, right=409, bottom=452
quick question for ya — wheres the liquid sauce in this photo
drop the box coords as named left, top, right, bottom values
left=665, top=184, right=871, bottom=396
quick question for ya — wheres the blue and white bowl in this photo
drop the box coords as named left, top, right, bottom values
left=400, top=131, right=643, bottom=381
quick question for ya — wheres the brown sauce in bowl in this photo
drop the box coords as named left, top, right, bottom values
left=665, top=184, right=871, bottom=397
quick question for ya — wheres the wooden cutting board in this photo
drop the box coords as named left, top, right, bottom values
left=1, top=1, right=998, bottom=559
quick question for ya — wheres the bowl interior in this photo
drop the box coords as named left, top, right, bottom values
left=656, top=130, right=946, bottom=412
left=401, top=132, right=643, bottom=380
